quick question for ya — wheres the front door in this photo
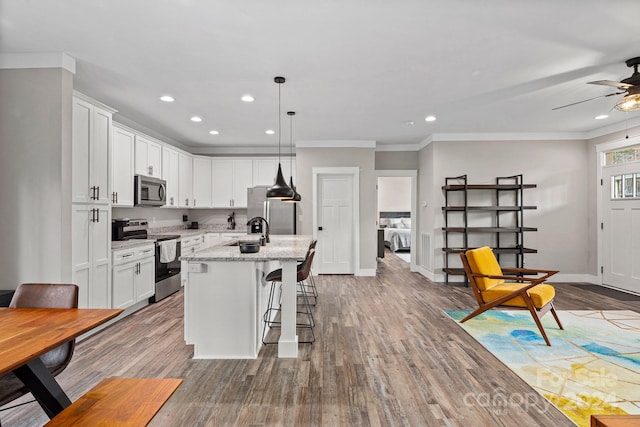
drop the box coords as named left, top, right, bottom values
left=602, top=163, right=640, bottom=293
left=316, top=174, right=354, bottom=274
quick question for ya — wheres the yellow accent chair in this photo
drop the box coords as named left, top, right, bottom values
left=459, top=246, right=563, bottom=346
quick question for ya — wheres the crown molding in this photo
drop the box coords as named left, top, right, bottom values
left=296, top=140, right=376, bottom=149
left=0, top=52, right=75, bottom=73
left=190, top=145, right=283, bottom=156
left=431, top=132, right=586, bottom=142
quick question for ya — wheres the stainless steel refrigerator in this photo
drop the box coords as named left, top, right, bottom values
left=247, top=186, right=297, bottom=234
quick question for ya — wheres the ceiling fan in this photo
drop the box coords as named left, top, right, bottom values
left=553, top=56, right=640, bottom=112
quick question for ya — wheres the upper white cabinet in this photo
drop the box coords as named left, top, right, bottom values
left=212, top=159, right=253, bottom=208
left=162, top=146, right=179, bottom=207
left=178, top=152, right=193, bottom=208
left=72, top=96, right=113, bottom=205
left=111, top=125, right=135, bottom=206
left=135, top=135, right=162, bottom=177
left=192, top=156, right=212, bottom=208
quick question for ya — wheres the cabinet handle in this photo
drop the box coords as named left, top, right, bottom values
left=90, top=208, right=95, bottom=223
left=185, top=198, right=189, bottom=206
left=112, top=192, right=116, bottom=203
left=122, top=253, right=133, bottom=258
left=96, top=186, right=100, bottom=200
left=193, top=199, right=196, bottom=207
left=90, top=186, right=95, bottom=200
left=148, top=165, right=153, bottom=176
left=95, top=208, right=100, bottom=223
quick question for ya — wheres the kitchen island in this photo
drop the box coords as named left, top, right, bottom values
left=180, top=235, right=312, bottom=359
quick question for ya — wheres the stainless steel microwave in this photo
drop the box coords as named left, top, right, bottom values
left=134, top=175, right=166, bottom=207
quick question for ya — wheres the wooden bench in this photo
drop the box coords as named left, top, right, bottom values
left=591, top=414, right=640, bottom=427
left=45, top=377, right=182, bottom=427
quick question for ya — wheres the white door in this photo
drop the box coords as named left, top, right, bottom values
left=178, top=153, right=193, bottom=207
left=317, top=174, right=354, bottom=274
left=602, top=164, right=640, bottom=293
left=193, top=156, right=212, bottom=208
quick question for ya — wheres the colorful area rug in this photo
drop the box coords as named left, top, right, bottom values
left=445, top=310, right=640, bottom=426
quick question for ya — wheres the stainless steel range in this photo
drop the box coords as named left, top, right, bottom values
left=112, top=218, right=182, bottom=303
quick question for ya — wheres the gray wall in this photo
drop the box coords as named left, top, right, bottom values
left=0, top=68, right=73, bottom=288
left=419, top=138, right=591, bottom=281
left=296, top=147, right=377, bottom=272
left=375, top=151, right=419, bottom=170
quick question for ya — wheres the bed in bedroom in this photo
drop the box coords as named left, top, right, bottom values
left=379, top=212, right=411, bottom=252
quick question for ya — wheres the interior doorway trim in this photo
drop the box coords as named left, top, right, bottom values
left=375, top=170, right=418, bottom=272
left=312, top=167, right=361, bottom=275
left=595, top=134, right=640, bottom=291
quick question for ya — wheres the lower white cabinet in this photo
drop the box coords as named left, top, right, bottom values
left=72, top=205, right=111, bottom=308
left=112, top=244, right=155, bottom=309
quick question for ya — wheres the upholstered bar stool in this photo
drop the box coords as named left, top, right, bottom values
left=262, top=248, right=316, bottom=345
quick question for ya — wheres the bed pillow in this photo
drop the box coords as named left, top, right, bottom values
left=401, top=218, right=411, bottom=228
left=379, top=218, right=390, bottom=227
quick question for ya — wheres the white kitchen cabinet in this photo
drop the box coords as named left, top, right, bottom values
left=162, top=146, right=179, bottom=207
left=135, top=135, right=162, bottom=177
left=178, top=152, right=193, bottom=208
left=192, top=156, right=212, bottom=208
left=72, top=96, right=114, bottom=205
left=112, top=244, right=155, bottom=309
left=253, top=157, right=296, bottom=187
left=212, top=159, right=253, bottom=208
left=110, top=125, right=135, bottom=206
left=72, top=205, right=111, bottom=308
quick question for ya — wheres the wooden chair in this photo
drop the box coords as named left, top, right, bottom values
left=0, top=283, right=79, bottom=410
left=459, top=247, right=563, bottom=346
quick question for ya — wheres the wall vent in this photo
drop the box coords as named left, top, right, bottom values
left=419, top=232, right=431, bottom=269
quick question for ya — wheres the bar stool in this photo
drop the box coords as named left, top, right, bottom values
left=262, top=248, right=316, bottom=345
left=302, top=240, right=318, bottom=306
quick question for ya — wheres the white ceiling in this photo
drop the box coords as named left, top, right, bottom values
left=3, top=0, right=640, bottom=151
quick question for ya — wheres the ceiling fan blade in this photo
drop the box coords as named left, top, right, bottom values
left=588, top=80, right=633, bottom=89
left=552, top=92, right=624, bottom=111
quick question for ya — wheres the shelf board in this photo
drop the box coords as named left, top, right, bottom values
left=442, top=184, right=536, bottom=191
left=442, top=247, right=537, bottom=254
left=442, top=226, right=538, bottom=233
left=442, top=206, right=537, bottom=211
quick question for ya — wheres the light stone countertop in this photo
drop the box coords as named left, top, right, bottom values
left=111, top=239, right=157, bottom=251
left=181, top=235, right=312, bottom=262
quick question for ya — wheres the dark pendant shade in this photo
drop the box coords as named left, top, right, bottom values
left=283, top=176, right=301, bottom=203
left=267, top=76, right=294, bottom=199
left=267, top=163, right=294, bottom=199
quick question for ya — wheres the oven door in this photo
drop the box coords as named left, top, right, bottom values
left=155, top=241, right=181, bottom=283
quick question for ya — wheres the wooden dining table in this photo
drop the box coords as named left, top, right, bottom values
left=0, top=307, right=122, bottom=418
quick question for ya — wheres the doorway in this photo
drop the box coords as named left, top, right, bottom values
left=597, top=137, right=640, bottom=295
left=375, top=170, right=417, bottom=272
left=312, top=167, right=360, bottom=274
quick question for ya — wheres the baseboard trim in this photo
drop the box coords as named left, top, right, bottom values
left=357, top=268, right=377, bottom=277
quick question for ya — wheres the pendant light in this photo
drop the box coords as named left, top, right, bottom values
left=283, top=111, right=302, bottom=203
left=267, top=76, right=294, bottom=199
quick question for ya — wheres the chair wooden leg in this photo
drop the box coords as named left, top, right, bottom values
left=524, top=296, right=551, bottom=346
left=550, top=304, right=564, bottom=330
left=460, top=306, right=490, bottom=323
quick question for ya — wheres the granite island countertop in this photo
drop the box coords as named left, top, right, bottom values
left=181, top=235, right=312, bottom=262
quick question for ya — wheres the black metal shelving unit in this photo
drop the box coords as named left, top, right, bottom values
left=442, top=174, right=537, bottom=283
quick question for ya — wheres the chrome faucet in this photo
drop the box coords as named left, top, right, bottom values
left=247, top=216, right=270, bottom=244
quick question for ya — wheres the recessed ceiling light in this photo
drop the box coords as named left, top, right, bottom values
left=190, top=116, right=202, bottom=122
left=425, top=115, right=437, bottom=122
left=241, top=95, right=255, bottom=103
left=209, top=130, right=219, bottom=135
left=160, top=95, right=174, bottom=102
left=265, top=129, right=275, bottom=135
left=595, top=114, right=608, bottom=120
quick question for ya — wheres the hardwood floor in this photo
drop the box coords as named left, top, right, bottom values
left=2, top=251, right=638, bottom=426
